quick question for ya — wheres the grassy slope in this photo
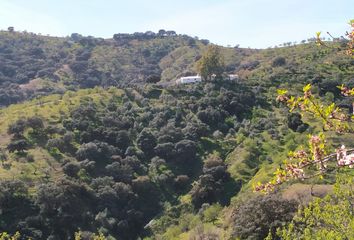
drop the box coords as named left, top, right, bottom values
left=210, top=43, right=353, bottom=192
left=0, top=87, right=124, bottom=182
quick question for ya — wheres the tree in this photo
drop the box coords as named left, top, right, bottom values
left=187, top=38, right=196, bottom=47
left=272, top=56, right=286, bottom=67
left=158, top=29, right=166, bottom=36
left=173, top=175, right=190, bottom=191
left=0, top=180, right=34, bottom=234
left=7, top=119, right=26, bottom=137
left=35, top=178, right=96, bottom=239
left=287, top=112, right=308, bottom=132
left=76, top=141, right=116, bottom=162
left=174, top=139, right=197, bottom=163
left=190, top=154, right=230, bottom=208
left=166, top=30, right=176, bottom=36
left=115, top=130, right=131, bottom=152
left=190, top=174, right=222, bottom=208
left=27, top=116, right=46, bottom=143
left=146, top=74, right=161, bottom=83
left=7, top=139, right=29, bottom=153
left=196, top=45, right=225, bottom=81
left=137, top=128, right=156, bottom=158
left=105, top=161, right=133, bottom=183
left=232, top=194, right=297, bottom=239
left=62, top=162, right=80, bottom=177
left=154, top=142, right=176, bottom=160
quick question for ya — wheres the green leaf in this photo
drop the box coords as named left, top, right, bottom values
left=325, top=103, right=335, bottom=116
left=277, top=89, right=288, bottom=95
left=303, top=84, right=311, bottom=92
left=337, top=84, right=345, bottom=90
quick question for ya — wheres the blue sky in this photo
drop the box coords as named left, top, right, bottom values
left=0, top=0, right=352, bottom=48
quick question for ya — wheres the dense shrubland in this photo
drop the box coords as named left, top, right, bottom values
left=0, top=80, right=260, bottom=239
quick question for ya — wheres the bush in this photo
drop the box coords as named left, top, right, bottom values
left=232, top=194, right=297, bottom=239
left=272, top=56, right=286, bottom=67
left=287, top=112, right=308, bottom=133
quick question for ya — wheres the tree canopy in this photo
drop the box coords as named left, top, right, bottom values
left=197, top=45, right=225, bottom=81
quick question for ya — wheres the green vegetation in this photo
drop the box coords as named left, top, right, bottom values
left=197, top=45, right=225, bottom=81
left=0, top=27, right=353, bottom=239
left=0, top=80, right=257, bottom=239
left=275, top=172, right=354, bottom=240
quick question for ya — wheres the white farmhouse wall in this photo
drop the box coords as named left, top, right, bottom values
left=176, top=76, right=202, bottom=84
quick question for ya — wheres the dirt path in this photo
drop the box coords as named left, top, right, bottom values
left=0, top=133, right=10, bottom=147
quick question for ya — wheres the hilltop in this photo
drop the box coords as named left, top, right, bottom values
left=1, top=29, right=352, bottom=107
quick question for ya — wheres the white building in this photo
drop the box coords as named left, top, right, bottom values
left=228, top=74, right=239, bottom=80
left=176, top=75, right=202, bottom=84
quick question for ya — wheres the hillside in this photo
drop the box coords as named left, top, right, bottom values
left=0, top=29, right=353, bottom=239
left=1, top=30, right=352, bottom=107
left=0, top=30, right=211, bottom=107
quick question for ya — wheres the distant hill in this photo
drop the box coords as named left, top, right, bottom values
left=1, top=29, right=352, bottom=107
left=0, top=30, right=208, bottom=106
